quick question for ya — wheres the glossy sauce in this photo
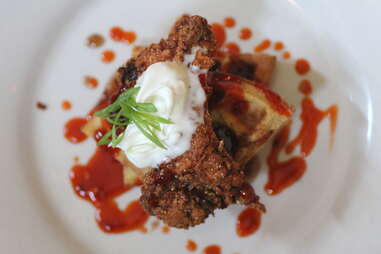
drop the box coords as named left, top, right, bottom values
left=274, top=41, right=284, bottom=51
left=86, top=34, right=105, bottom=48
left=102, top=50, right=115, bottom=63
left=265, top=123, right=307, bottom=195
left=186, top=240, right=198, bottom=252
left=211, top=23, right=226, bottom=48
left=236, top=208, right=261, bottom=237
left=295, top=58, right=310, bottom=75
left=70, top=146, right=148, bottom=233
left=224, top=17, right=236, bottom=28
left=62, top=100, right=72, bottom=110
left=223, top=42, right=241, bottom=54
left=64, top=117, right=88, bottom=144
left=254, top=39, right=271, bottom=53
left=286, top=98, right=338, bottom=156
left=283, top=51, right=291, bottom=59
left=298, top=79, right=312, bottom=95
left=110, top=26, right=137, bottom=44
left=203, top=245, right=221, bottom=254
left=84, top=76, right=99, bottom=89
left=239, top=28, right=252, bottom=40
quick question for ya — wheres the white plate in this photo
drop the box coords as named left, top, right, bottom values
left=1, top=0, right=380, bottom=253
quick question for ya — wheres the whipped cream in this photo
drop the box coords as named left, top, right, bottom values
left=117, top=62, right=206, bottom=168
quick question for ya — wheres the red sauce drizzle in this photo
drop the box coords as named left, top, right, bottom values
left=186, top=240, right=198, bottom=252
left=283, top=51, right=291, bottom=59
left=223, top=42, right=241, bottom=55
left=102, top=50, right=115, bottom=63
left=239, top=28, right=252, bottom=40
left=84, top=76, right=99, bottom=89
left=64, top=117, right=88, bottom=144
left=62, top=100, right=72, bottom=110
left=211, top=23, right=226, bottom=48
left=265, top=123, right=307, bottom=195
left=298, top=79, right=312, bottom=95
left=274, top=41, right=284, bottom=51
left=236, top=208, right=262, bottom=237
left=286, top=98, right=338, bottom=156
left=295, top=58, right=310, bottom=75
left=224, top=17, right=236, bottom=28
left=110, top=26, right=137, bottom=44
left=203, top=245, right=221, bottom=254
left=70, top=146, right=148, bottom=233
left=255, top=39, right=271, bottom=53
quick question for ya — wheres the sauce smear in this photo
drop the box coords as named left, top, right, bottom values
left=295, top=58, right=310, bottom=75
left=62, top=100, right=72, bottom=110
left=64, top=117, right=88, bottom=144
left=255, top=39, right=271, bottom=53
left=110, top=26, right=137, bottom=43
left=102, top=50, right=115, bottom=63
left=70, top=146, right=148, bottom=233
left=283, top=51, right=291, bottom=59
left=203, top=245, right=221, bottom=254
left=224, top=42, right=241, bottom=54
left=86, top=34, right=105, bottom=48
left=211, top=23, right=226, bottom=48
left=298, top=79, right=312, bottom=95
left=274, top=41, right=284, bottom=51
left=186, top=240, right=198, bottom=252
left=236, top=208, right=262, bottom=237
left=286, top=98, right=338, bottom=156
left=84, top=76, right=99, bottom=89
left=239, top=28, right=252, bottom=40
left=224, top=17, right=236, bottom=28
left=265, top=123, right=307, bottom=195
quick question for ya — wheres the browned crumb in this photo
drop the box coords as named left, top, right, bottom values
left=36, top=101, right=47, bottom=110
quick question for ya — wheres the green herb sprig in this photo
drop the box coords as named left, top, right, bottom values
left=95, top=87, right=172, bottom=149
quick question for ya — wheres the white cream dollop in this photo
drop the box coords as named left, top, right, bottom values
left=117, top=62, right=206, bottom=168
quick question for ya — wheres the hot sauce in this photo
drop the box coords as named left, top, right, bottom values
left=254, top=39, right=271, bottom=53
left=224, top=17, right=236, bottom=28
left=239, top=28, right=252, bottom=40
left=295, top=58, right=310, bottom=75
left=236, top=208, right=262, bottom=237
left=102, top=50, right=115, bottom=63
left=211, top=23, right=226, bottom=48
left=64, top=117, right=88, bottom=144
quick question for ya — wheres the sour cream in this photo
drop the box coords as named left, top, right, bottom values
left=117, top=62, right=206, bottom=168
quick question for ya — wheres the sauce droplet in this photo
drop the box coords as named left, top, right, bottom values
left=62, top=100, right=72, bottom=110
left=36, top=101, right=47, bottom=110
left=254, top=39, right=271, bottom=53
left=186, top=240, right=198, bottom=252
left=211, top=23, right=226, bottom=48
left=286, top=98, right=338, bottom=156
left=236, top=207, right=262, bottom=237
left=283, top=51, right=291, bottom=59
left=64, top=117, right=88, bottom=144
left=295, top=58, right=310, bottom=75
left=102, top=50, right=115, bottom=63
left=239, top=28, right=252, bottom=40
left=224, top=17, right=236, bottom=28
left=86, top=34, right=105, bottom=48
left=223, top=42, right=241, bottom=54
left=162, top=225, right=170, bottom=234
left=298, top=79, right=312, bottom=95
left=274, top=41, right=284, bottom=51
left=110, top=26, right=137, bottom=44
left=203, top=245, right=221, bottom=254
left=265, top=123, right=307, bottom=195
left=84, top=76, right=99, bottom=89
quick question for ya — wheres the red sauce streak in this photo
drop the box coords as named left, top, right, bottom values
left=223, top=42, right=241, bottom=55
left=36, top=101, right=47, bottom=110
left=162, top=225, right=170, bottom=234
left=84, top=76, right=99, bottom=89
left=236, top=207, right=262, bottom=237
left=203, top=245, right=221, bottom=254
left=265, top=123, right=307, bottom=195
left=295, top=58, right=310, bottom=75
left=211, top=23, right=226, bottom=48
left=102, top=50, right=115, bottom=63
left=239, top=28, right=252, bottom=40
left=86, top=34, right=105, bottom=48
left=224, top=17, right=236, bottom=28
left=255, top=39, right=271, bottom=53
left=186, top=240, right=198, bottom=252
left=110, top=26, right=137, bottom=44
left=298, top=79, right=312, bottom=95
left=64, top=117, right=88, bottom=144
left=286, top=98, right=338, bottom=156
left=62, top=100, right=72, bottom=110
left=283, top=51, right=291, bottom=59
left=70, top=146, right=148, bottom=233
left=274, top=41, right=284, bottom=51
